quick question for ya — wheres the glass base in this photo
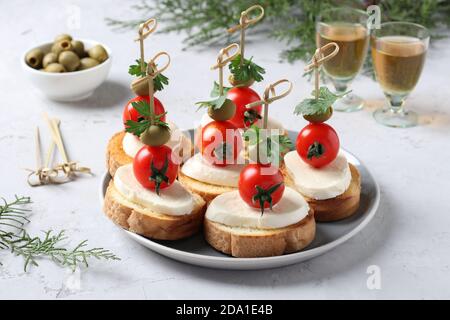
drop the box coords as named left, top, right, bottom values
left=333, top=93, right=364, bottom=112
left=373, top=108, right=418, bottom=128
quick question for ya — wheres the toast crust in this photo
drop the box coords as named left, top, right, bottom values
left=106, top=131, right=194, bottom=177
left=204, top=210, right=315, bottom=258
left=178, top=170, right=237, bottom=204
left=103, top=181, right=206, bottom=240
left=282, top=163, right=361, bottom=222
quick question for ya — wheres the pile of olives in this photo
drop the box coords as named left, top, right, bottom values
left=25, top=34, right=108, bottom=73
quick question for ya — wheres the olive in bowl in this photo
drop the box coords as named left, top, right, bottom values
left=22, top=39, right=112, bottom=101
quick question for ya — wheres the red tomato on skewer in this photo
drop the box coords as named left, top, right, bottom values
left=200, top=121, right=242, bottom=167
left=238, top=163, right=285, bottom=214
left=123, top=96, right=166, bottom=128
left=296, top=123, right=340, bottom=168
left=133, top=145, right=178, bottom=194
left=227, top=87, right=262, bottom=128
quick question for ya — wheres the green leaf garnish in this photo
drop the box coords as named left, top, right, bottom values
left=128, top=59, right=169, bottom=92
left=125, top=119, right=151, bottom=136
left=125, top=100, right=169, bottom=136
left=229, top=54, right=265, bottom=83
left=294, top=87, right=349, bottom=116
left=196, top=82, right=231, bottom=111
left=243, top=125, right=292, bottom=161
left=196, top=95, right=228, bottom=111
left=210, top=81, right=231, bottom=97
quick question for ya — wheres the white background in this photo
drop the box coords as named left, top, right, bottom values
left=0, top=0, right=449, bottom=299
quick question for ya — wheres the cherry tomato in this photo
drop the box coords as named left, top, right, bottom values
left=200, top=120, right=242, bottom=167
left=227, top=87, right=262, bottom=128
left=133, top=145, right=178, bottom=194
left=296, top=123, right=340, bottom=168
left=238, top=163, right=285, bottom=214
left=123, top=95, right=166, bottom=128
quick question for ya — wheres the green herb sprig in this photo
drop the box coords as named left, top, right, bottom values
left=229, top=54, right=265, bottom=83
left=129, top=59, right=169, bottom=92
left=0, top=196, right=120, bottom=272
left=196, top=82, right=232, bottom=111
left=243, top=124, right=292, bottom=161
left=125, top=100, right=169, bottom=137
left=294, top=87, right=349, bottom=116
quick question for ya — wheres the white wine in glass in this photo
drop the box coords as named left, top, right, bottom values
left=316, top=7, right=369, bottom=112
left=371, top=22, right=429, bottom=128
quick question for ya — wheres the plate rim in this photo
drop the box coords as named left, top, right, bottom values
left=99, top=130, right=380, bottom=270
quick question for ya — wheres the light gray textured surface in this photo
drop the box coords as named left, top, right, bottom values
left=1, top=0, right=449, bottom=299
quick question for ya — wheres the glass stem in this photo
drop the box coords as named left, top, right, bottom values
left=333, top=79, right=350, bottom=95
left=387, top=93, right=407, bottom=113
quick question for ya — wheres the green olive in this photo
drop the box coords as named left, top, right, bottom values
left=51, top=40, right=73, bottom=56
left=42, top=52, right=58, bottom=68
left=44, top=63, right=66, bottom=73
left=25, top=48, right=44, bottom=69
left=88, top=45, right=108, bottom=62
left=140, top=125, right=171, bottom=147
left=54, top=34, right=72, bottom=42
left=71, top=40, right=85, bottom=57
left=303, top=107, right=333, bottom=123
left=78, top=57, right=99, bottom=70
left=58, top=51, right=80, bottom=72
left=130, top=78, right=149, bottom=96
left=228, top=74, right=255, bottom=87
left=208, top=99, right=236, bottom=121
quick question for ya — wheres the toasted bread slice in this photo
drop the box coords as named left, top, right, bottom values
left=204, top=210, right=315, bottom=258
left=178, top=170, right=236, bottom=204
left=106, top=132, right=132, bottom=177
left=103, top=181, right=206, bottom=240
left=282, top=163, right=361, bottom=222
left=106, top=131, right=194, bottom=177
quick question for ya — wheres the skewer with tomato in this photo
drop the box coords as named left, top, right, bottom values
left=238, top=79, right=293, bottom=215
left=225, top=5, right=266, bottom=129
left=123, top=18, right=169, bottom=130
left=126, top=52, right=178, bottom=195
left=293, top=43, right=348, bottom=168
left=196, top=44, right=243, bottom=167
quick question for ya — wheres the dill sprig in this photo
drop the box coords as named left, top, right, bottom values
left=0, top=196, right=120, bottom=272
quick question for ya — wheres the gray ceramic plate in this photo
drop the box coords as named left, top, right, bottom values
left=99, top=130, right=380, bottom=270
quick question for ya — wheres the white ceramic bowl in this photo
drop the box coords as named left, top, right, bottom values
left=21, top=39, right=112, bottom=102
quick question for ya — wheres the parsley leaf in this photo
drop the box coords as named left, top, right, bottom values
left=210, top=81, right=231, bottom=97
left=196, top=95, right=228, bottom=111
left=196, top=82, right=231, bottom=110
left=125, top=119, right=151, bottom=136
left=294, top=87, right=349, bottom=116
left=125, top=100, right=169, bottom=136
left=229, top=54, right=265, bottom=83
left=128, top=59, right=169, bottom=92
left=243, top=125, right=293, bottom=161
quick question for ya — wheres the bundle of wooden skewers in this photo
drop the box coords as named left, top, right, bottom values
left=27, top=113, right=92, bottom=186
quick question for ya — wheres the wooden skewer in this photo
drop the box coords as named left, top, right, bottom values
left=44, top=119, right=60, bottom=168
left=43, top=113, right=69, bottom=163
left=35, top=127, right=42, bottom=170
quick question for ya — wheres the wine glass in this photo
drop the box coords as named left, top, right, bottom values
left=371, top=22, right=429, bottom=128
left=316, top=7, right=370, bottom=112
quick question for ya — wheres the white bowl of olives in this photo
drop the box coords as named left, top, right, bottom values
left=22, top=34, right=112, bottom=102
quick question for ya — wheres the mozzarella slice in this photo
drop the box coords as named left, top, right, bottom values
left=206, top=188, right=309, bottom=229
left=114, top=164, right=195, bottom=215
left=284, top=150, right=351, bottom=200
